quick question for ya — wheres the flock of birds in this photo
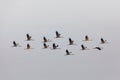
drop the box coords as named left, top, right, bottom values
left=12, top=31, right=108, bottom=55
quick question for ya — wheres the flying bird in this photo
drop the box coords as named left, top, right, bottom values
left=101, top=38, right=107, bottom=44
left=52, top=43, right=59, bottom=49
left=26, top=34, right=32, bottom=41
left=43, top=37, right=48, bottom=42
left=66, top=49, right=72, bottom=55
left=81, top=44, right=87, bottom=50
left=55, top=31, right=61, bottom=38
left=82, top=35, right=92, bottom=41
left=27, top=43, right=30, bottom=49
left=94, top=47, right=102, bottom=50
left=69, top=38, right=74, bottom=45
left=13, top=41, right=18, bottom=47
left=43, top=37, right=51, bottom=42
left=85, top=35, right=89, bottom=41
left=43, top=43, right=49, bottom=48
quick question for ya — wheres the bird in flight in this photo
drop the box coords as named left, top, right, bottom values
left=26, top=34, right=32, bottom=41
left=43, top=37, right=51, bottom=43
left=85, top=35, right=89, bottom=41
left=69, top=38, right=74, bottom=45
left=43, top=37, right=48, bottom=42
left=43, top=43, right=49, bottom=49
left=81, top=44, right=87, bottom=50
left=66, top=49, right=72, bottom=55
left=27, top=43, right=30, bottom=49
left=52, top=43, right=59, bottom=49
left=93, top=47, right=102, bottom=50
left=101, top=38, right=107, bottom=44
left=83, top=35, right=92, bottom=41
left=55, top=31, right=61, bottom=38
left=13, top=41, right=18, bottom=47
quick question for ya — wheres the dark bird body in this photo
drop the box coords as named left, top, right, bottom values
left=13, top=41, right=17, bottom=47
left=43, top=37, right=48, bottom=42
left=94, top=47, right=102, bottom=50
left=66, top=49, right=71, bottom=55
left=101, top=38, right=106, bottom=44
left=56, top=31, right=61, bottom=38
left=69, top=38, right=74, bottom=45
left=27, top=44, right=30, bottom=49
left=43, top=43, right=49, bottom=48
left=53, top=43, right=59, bottom=49
left=85, top=35, right=89, bottom=41
left=26, top=34, right=31, bottom=41
left=81, top=44, right=87, bottom=50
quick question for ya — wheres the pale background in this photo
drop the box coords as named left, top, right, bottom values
left=0, top=0, right=120, bottom=80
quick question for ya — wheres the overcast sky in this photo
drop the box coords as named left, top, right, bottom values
left=0, top=0, right=120, bottom=80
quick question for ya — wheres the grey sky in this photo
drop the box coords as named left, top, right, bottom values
left=0, top=0, right=120, bottom=80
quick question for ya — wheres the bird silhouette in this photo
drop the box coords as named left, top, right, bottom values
left=43, top=37, right=48, bottom=42
left=43, top=37, right=51, bottom=42
left=85, top=35, right=89, bottom=41
left=81, top=44, right=87, bottom=50
left=55, top=31, right=61, bottom=38
left=43, top=43, right=49, bottom=48
left=66, top=49, right=72, bottom=55
left=27, top=43, right=30, bottom=49
left=69, top=38, right=74, bottom=45
left=52, top=43, right=59, bottom=49
left=101, top=38, right=107, bottom=44
left=26, top=34, right=32, bottom=41
left=94, top=47, right=102, bottom=50
left=13, top=41, right=17, bottom=47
